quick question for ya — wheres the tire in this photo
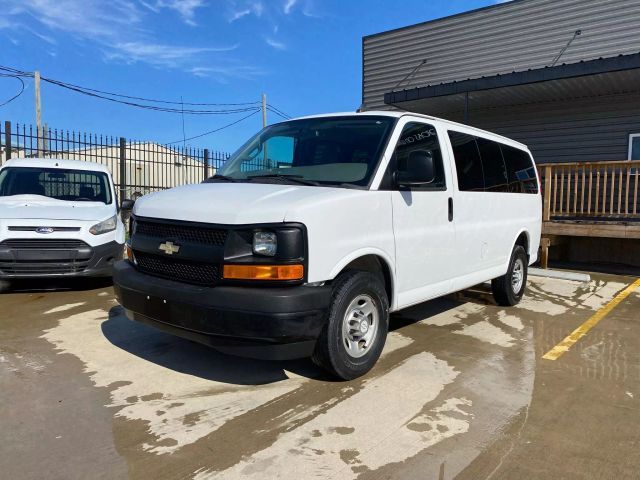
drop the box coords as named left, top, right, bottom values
left=0, top=279, right=11, bottom=293
left=312, top=271, right=389, bottom=380
left=492, top=245, right=528, bottom=306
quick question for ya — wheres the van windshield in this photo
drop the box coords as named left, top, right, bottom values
left=215, top=116, right=396, bottom=187
left=0, top=167, right=113, bottom=204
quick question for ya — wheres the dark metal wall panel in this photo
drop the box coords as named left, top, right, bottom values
left=450, top=93, right=640, bottom=164
left=363, top=0, right=640, bottom=109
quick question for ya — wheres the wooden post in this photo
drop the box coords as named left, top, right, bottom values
left=543, top=165, right=552, bottom=222
left=540, top=237, right=551, bottom=269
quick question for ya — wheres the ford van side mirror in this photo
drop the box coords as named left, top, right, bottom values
left=121, top=199, right=135, bottom=211
left=395, top=150, right=435, bottom=186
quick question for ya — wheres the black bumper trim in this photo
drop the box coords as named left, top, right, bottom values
left=113, top=261, right=331, bottom=358
left=0, top=240, right=123, bottom=278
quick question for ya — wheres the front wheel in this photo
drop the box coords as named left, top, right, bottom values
left=312, top=271, right=389, bottom=380
left=492, top=245, right=528, bottom=306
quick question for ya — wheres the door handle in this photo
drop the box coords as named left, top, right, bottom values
left=448, top=197, right=453, bottom=222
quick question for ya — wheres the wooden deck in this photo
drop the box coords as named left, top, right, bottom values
left=539, top=160, right=640, bottom=267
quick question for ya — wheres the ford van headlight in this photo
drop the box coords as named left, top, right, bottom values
left=253, top=231, right=277, bottom=256
left=90, top=215, right=117, bottom=235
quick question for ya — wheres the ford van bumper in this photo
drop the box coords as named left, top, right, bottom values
left=113, top=260, right=331, bottom=360
left=0, top=240, right=123, bottom=279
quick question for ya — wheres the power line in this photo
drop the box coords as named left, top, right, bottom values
left=165, top=108, right=261, bottom=145
left=42, top=77, right=259, bottom=114
left=0, top=74, right=26, bottom=107
left=39, top=76, right=261, bottom=106
left=267, top=104, right=291, bottom=120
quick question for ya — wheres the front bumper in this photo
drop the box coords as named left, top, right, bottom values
left=0, top=240, right=124, bottom=279
left=113, top=260, right=331, bottom=360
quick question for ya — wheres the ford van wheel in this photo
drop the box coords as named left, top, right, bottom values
left=312, top=271, right=389, bottom=380
left=491, top=245, right=528, bottom=306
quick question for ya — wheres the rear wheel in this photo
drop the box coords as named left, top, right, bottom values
left=492, top=245, right=528, bottom=306
left=312, top=271, right=389, bottom=380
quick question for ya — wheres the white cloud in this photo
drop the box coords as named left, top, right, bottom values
left=265, top=36, right=286, bottom=50
left=144, top=0, right=207, bottom=26
left=106, top=41, right=238, bottom=68
left=0, top=0, right=258, bottom=80
left=227, top=1, right=263, bottom=22
left=283, top=0, right=297, bottom=14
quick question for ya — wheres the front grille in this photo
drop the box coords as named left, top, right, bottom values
left=134, top=251, right=219, bottom=286
left=0, top=239, right=92, bottom=275
left=0, top=239, right=89, bottom=249
left=0, top=263, right=88, bottom=275
left=135, top=219, right=228, bottom=246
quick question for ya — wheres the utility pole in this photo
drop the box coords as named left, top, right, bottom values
left=34, top=70, right=44, bottom=156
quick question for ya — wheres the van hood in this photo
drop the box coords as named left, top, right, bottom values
left=133, top=182, right=362, bottom=224
left=0, top=195, right=113, bottom=221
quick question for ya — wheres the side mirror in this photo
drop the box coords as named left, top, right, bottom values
left=121, top=199, right=135, bottom=211
left=395, top=150, right=435, bottom=186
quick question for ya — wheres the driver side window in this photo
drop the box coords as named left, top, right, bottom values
left=381, top=122, right=446, bottom=190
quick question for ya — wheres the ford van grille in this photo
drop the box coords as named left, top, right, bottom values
left=135, top=220, right=228, bottom=247
left=0, top=239, right=92, bottom=275
left=134, top=251, right=220, bottom=286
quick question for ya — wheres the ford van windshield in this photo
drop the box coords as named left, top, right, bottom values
left=214, top=116, right=396, bottom=187
left=0, top=167, right=113, bottom=204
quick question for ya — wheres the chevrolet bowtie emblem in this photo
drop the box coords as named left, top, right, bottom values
left=158, top=241, right=180, bottom=255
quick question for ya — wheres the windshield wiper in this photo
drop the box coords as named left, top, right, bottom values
left=247, top=174, right=320, bottom=186
left=203, top=174, right=240, bottom=183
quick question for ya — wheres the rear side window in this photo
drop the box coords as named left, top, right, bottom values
left=476, top=138, right=509, bottom=192
left=501, top=145, right=539, bottom=194
left=448, top=131, right=484, bottom=191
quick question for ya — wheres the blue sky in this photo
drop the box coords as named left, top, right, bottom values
left=0, top=0, right=500, bottom=152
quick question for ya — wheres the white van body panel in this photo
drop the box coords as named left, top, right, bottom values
left=0, top=159, right=125, bottom=277
left=129, top=111, right=541, bottom=313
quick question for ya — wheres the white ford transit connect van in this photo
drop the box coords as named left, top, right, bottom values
left=114, top=112, right=541, bottom=379
left=0, top=159, right=125, bottom=287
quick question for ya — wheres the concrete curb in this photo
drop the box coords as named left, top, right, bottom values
left=529, top=267, right=591, bottom=283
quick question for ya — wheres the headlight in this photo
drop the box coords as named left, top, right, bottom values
left=90, top=215, right=117, bottom=235
left=253, top=231, right=277, bottom=256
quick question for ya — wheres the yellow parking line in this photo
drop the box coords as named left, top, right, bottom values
left=542, top=278, right=640, bottom=361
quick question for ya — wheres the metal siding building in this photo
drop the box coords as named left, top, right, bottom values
left=362, top=0, right=640, bottom=164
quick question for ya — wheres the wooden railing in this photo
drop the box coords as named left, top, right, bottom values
left=540, top=161, right=640, bottom=222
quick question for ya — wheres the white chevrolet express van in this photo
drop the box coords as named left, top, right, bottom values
left=0, top=158, right=125, bottom=288
left=114, top=112, right=541, bottom=379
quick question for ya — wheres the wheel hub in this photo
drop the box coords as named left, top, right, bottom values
left=511, top=258, right=524, bottom=293
left=341, top=294, right=379, bottom=359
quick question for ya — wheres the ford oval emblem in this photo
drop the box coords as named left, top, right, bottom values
left=36, top=227, right=55, bottom=234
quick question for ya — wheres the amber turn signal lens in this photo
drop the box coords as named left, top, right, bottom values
left=125, top=243, right=136, bottom=264
left=223, top=264, right=304, bottom=281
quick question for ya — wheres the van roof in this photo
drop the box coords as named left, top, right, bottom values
left=1, top=158, right=111, bottom=173
left=292, top=110, right=530, bottom=151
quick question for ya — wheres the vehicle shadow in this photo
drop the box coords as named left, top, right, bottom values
left=101, top=305, right=326, bottom=386
left=101, top=284, right=495, bottom=387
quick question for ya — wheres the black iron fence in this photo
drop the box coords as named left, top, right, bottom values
left=0, top=121, right=230, bottom=201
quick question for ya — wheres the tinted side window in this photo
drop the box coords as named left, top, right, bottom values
left=448, top=131, right=484, bottom=191
left=501, top=145, right=539, bottom=194
left=382, top=122, right=446, bottom=190
left=476, top=138, right=509, bottom=192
